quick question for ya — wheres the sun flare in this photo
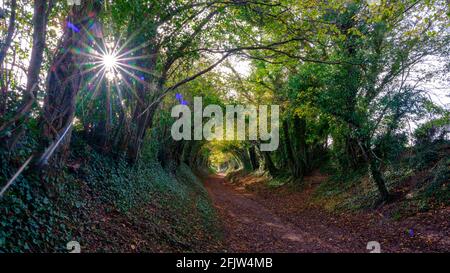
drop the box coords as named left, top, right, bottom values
left=102, top=53, right=118, bottom=70
left=76, top=34, right=155, bottom=91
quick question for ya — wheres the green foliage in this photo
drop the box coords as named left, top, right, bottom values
left=315, top=167, right=367, bottom=198
left=420, top=158, right=449, bottom=204
left=175, top=163, right=221, bottom=235
left=0, top=130, right=222, bottom=252
left=0, top=163, right=77, bottom=252
left=1, top=0, right=449, bottom=252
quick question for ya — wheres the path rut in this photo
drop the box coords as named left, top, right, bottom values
left=204, top=175, right=342, bottom=253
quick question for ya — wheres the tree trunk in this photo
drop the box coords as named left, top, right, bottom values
left=127, top=101, right=157, bottom=162
left=259, top=148, right=278, bottom=176
left=0, top=0, right=17, bottom=65
left=0, top=0, right=17, bottom=119
left=230, top=148, right=252, bottom=172
left=292, top=115, right=308, bottom=178
left=283, top=119, right=304, bottom=179
left=367, top=150, right=390, bottom=202
left=248, top=145, right=259, bottom=170
left=188, top=141, right=202, bottom=168
left=283, top=120, right=295, bottom=172
left=1, top=0, right=53, bottom=148
left=40, top=1, right=102, bottom=166
left=181, top=141, right=193, bottom=165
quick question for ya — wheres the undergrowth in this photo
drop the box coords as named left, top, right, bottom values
left=0, top=133, right=222, bottom=252
left=313, top=141, right=449, bottom=214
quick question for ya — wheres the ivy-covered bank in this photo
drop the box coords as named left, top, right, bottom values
left=0, top=135, right=223, bottom=253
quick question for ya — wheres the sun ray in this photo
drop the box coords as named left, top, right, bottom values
left=78, top=69, right=106, bottom=111
left=113, top=76, right=127, bottom=113
left=111, top=31, right=125, bottom=57
left=78, top=23, right=108, bottom=57
left=65, top=62, right=104, bottom=84
left=115, top=61, right=160, bottom=78
left=114, top=64, right=149, bottom=85
left=70, top=27, right=163, bottom=120
left=91, top=68, right=107, bottom=100
left=113, top=27, right=148, bottom=58
left=116, top=54, right=155, bottom=62
left=114, top=40, right=154, bottom=60
left=79, top=42, right=105, bottom=58
left=82, top=68, right=107, bottom=115
left=113, top=67, right=145, bottom=105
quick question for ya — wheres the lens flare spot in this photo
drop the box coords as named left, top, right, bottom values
left=102, top=54, right=117, bottom=70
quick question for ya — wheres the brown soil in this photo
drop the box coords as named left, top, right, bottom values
left=204, top=174, right=450, bottom=253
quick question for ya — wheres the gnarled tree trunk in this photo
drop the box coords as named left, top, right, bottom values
left=262, top=151, right=277, bottom=175
left=0, top=0, right=17, bottom=116
left=40, top=0, right=102, bottom=167
left=248, top=145, right=259, bottom=170
left=0, top=0, right=17, bottom=66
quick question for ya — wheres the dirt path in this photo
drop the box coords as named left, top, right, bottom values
left=204, top=174, right=343, bottom=252
left=204, top=174, right=449, bottom=253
